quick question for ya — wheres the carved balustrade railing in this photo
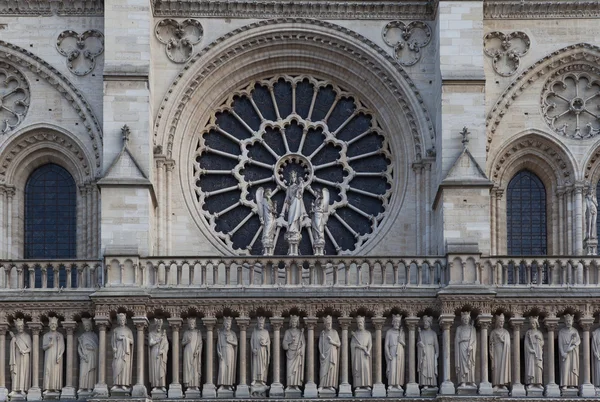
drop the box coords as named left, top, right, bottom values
left=104, top=256, right=446, bottom=288
left=0, top=260, right=102, bottom=290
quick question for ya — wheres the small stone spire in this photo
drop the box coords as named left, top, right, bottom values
left=460, top=126, right=470, bottom=150
left=121, top=125, right=131, bottom=146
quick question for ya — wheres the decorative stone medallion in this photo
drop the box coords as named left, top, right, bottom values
left=542, top=65, right=600, bottom=139
left=155, top=19, right=203, bottom=63
left=193, top=75, right=393, bottom=255
left=382, top=21, right=431, bottom=66
left=483, top=31, right=530, bottom=77
left=0, top=61, right=29, bottom=134
left=56, top=30, right=104, bottom=76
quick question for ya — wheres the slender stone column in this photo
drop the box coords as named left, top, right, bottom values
left=371, top=316, right=386, bottom=397
left=580, top=316, right=595, bottom=397
left=303, top=317, right=318, bottom=398
left=510, top=317, right=526, bottom=397
left=477, top=315, right=493, bottom=395
left=131, top=317, right=148, bottom=397
left=439, top=315, right=455, bottom=395
left=168, top=318, right=183, bottom=398
left=61, top=321, right=77, bottom=399
left=93, top=318, right=110, bottom=397
left=27, top=322, right=43, bottom=401
left=235, top=317, right=250, bottom=398
left=202, top=317, right=217, bottom=398
left=0, top=323, right=8, bottom=401
left=405, top=316, right=420, bottom=396
left=270, top=317, right=285, bottom=397
left=575, top=184, right=584, bottom=255
left=544, top=317, right=560, bottom=397
left=338, top=317, right=353, bottom=397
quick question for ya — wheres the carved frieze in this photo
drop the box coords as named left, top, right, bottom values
left=382, top=21, right=431, bottom=67
left=155, top=19, right=203, bottom=64
left=0, top=0, right=103, bottom=16
left=56, top=30, right=104, bottom=76
left=483, top=31, right=530, bottom=77
left=0, top=61, right=29, bottom=134
left=484, top=0, right=600, bottom=19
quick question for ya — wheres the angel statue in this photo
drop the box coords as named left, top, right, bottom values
left=586, top=188, right=598, bottom=240
left=280, top=171, right=307, bottom=255
left=256, top=187, right=278, bottom=256
left=311, top=187, right=330, bottom=255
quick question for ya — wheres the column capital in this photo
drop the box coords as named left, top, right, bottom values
left=27, top=322, right=42, bottom=334
left=61, top=320, right=77, bottom=334
left=405, top=316, right=420, bottom=330
left=202, top=317, right=217, bottom=329
left=270, top=316, right=284, bottom=330
left=167, top=317, right=183, bottom=329
left=477, top=314, right=493, bottom=329
left=371, top=316, right=386, bottom=330
left=338, top=316, right=352, bottom=329
left=544, top=316, right=559, bottom=332
left=303, top=316, right=318, bottom=329
left=132, top=316, right=148, bottom=329
left=94, top=317, right=111, bottom=329
left=439, top=314, right=454, bottom=330
left=235, top=317, right=250, bottom=329
left=509, top=316, right=525, bottom=329
left=0, top=322, right=9, bottom=333
left=580, top=316, right=595, bottom=331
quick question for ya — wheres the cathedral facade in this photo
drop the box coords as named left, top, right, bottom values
left=0, top=0, right=599, bottom=400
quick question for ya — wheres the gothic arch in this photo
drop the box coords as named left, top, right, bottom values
left=582, top=138, right=600, bottom=186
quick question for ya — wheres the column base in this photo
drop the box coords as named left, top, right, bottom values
left=92, top=383, right=109, bottom=398
left=511, top=383, right=526, bottom=397
left=168, top=384, right=183, bottom=399
left=234, top=385, right=250, bottom=398
left=26, top=387, right=42, bottom=401
left=132, top=384, right=148, bottom=398
left=405, top=382, right=420, bottom=397
left=303, top=382, right=318, bottom=398
left=269, top=382, right=284, bottom=398
left=372, top=383, right=386, bottom=397
left=0, top=387, right=7, bottom=402
left=202, top=384, right=216, bottom=398
left=478, top=381, right=493, bottom=395
left=544, top=382, right=560, bottom=397
left=337, top=383, right=352, bottom=398
left=580, top=383, right=596, bottom=397
left=60, top=386, right=76, bottom=399
left=440, top=380, right=455, bottom=395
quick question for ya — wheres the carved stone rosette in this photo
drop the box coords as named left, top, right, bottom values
left=0, top=61, right=29, bottom=134
left=155, top=19, right=203, bottom=63
left=56, top=30, right=104, bottom=76
left=483, top=31, right=530, bottom=77
left=382, top=21, right=431, bottom=67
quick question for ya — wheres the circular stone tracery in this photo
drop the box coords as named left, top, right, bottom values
left=193, top=75, right=393, bottom=255
left=0, top=62, right=30, bottom=135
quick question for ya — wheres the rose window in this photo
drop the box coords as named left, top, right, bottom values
left=193, top=75, right=393, bottom=255
left=0, top=62, right=29, bottom=134
left=542, top=70, right=600, bottom=139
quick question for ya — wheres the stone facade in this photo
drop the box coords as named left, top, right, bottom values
left=0, top=0, right=600, bottom=400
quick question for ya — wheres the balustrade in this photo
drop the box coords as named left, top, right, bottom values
left=0, top=260, right=101, bottom=289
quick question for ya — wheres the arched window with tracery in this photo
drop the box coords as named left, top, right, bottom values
left=24, top=163, right=76, bottom=287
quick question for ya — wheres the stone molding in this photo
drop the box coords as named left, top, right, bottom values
left=484, top=0, right=600, bottom=20
left=0, top=0, right=103, bottom=16
left=151, top=0, right=436, bottom=20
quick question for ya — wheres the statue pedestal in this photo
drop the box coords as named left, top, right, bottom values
left=250, top=384, right=269, bottom=398
left=337, top=383, right=353, bottom=398
left=185, top=388, right=201, bottom=399
left=561, top=387, right=579, bottom=398
left=580, top=383, right=596, bottom=397
left=285, top=232, right=301, bottom=256
left=386, top=385, right=405, bottom=398
left=526, top=385, right=544, bottom=397
left=317, top=387, right=336, bottom=398
left=167, top=384, right=182, bottom=399
left=478, top=381, right=493, bottom=395
left=585, top=238, right=598, bottom=255
left=544, top=383, right=560, bottom=397
left=41, top=391, right=60, bottom=400
left=421, top=386, right=438, bottom=397
left=150, top=387, right=167, bottom=399
left=92, top=383, right=109, bottom=398
left=440, top=381, right=455, bottom=395
left=26, top=387, right=42, bottom=401
left=511, top=383, right=526, bottom=397
left=60, top=386, right=76, bottom=400
left=201, top=384, right=216, bottom=398
left=110, top=386, right=131, bottom=397
left=284, top=387, right=302, bottom=398
left=493, top=386, right=509, bottom=396
left=404, top=382, right=419, bottom=397
left=303, top=382, right=318, bottom=398
left=372, top=383, right=386, bottom=397
left=269, top=382, right=284, bottom=398
left=457, top=384, right=477, bottom=395
left=8, top=391, right=25, bottom=401
left=216, top=386, right=234, bottom=398
left=233, top=385, right=249, bottom=398
left=132, top=384, right=148, bottom=398
left=353, top=387, right=371, bottom=398
left=0, top=387, right=7, bottom=402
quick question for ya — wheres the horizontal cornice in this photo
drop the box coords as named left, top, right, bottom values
left=0, top=0, right=103, bottom=16
left=484, top=0, right=600, bottom=19
left=151, top=0, right=438, bottom=20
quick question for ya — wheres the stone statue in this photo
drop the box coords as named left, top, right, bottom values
left=455, top=311, right=477, bottom=387
left=148, top=318, right=169, bottom=392
left=558, top=314, right=580, bottom=389
left=111, top=313, right=134, bottom=392
left=417, top=315, right=439, bottom=388
left=256, top=187, right=278, bottom=256
left=489, top=313, right=511, bottom=390
left=9, top=318, right=31, bottom=398
left=281, top=171, right=307, bottom=255
left=384, top=314, right=405, bottom=389
left=310, top=187, right=330, bottom=255
left=182, top=318, right=202, bottom=390
left=524, top=316, right=544, bottom=388
left=42, top=317, right=64, bottom=392
left=318, top=315, right=340, bottom=392
left=592, top=325, right=600, bottom=386
left=586, top=188, right=598, bottom=240
left=78, top=318, right=98, bottom=392
left=282, top=315, right=305, bottom=390
left=350, top=316, right=372, bottom=389
left=250, top=317, right=270, bottom=396
left=217, top=317, right=237, bottom=391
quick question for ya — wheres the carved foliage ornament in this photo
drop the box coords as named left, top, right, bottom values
left=542, top=67, right=600, bottom=139
left=0, top=61, right=29, bottom=134
left=194, top=75, right=393, bottom=256
left=382, top=21, right=431, bottom=67
left=483, top=31, right=530, bottom=77
left=56, top=30, right=104, bottom=76
left=155, top=19, right=203, bottom=64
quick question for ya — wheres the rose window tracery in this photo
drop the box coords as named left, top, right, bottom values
left=0, top=62, right=29, bottom=134
left=193, top=75, right=393, bottom=255
left=542, top=68, right=600, bottom=139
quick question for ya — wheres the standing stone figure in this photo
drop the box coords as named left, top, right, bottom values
left=558, top=314, right=580, bottom=389
left=455, top=312, right=477, bottom=387
left=318, top=316, right=341, bottom=392
left=384, top=314, right=405, bottom=389
left=592, top=325, right=600, bottom=386
left=42, top=317, right=64, bottom=392
left=250, top=317, right=270, bottom=395
left=111, top=313, right=134, bottom=391
left=148, top=318, right=169, bottom=391
left=350, top=316, right=372, bottom=389
left=524, top=316, right=544, bottom=388
left=217, top=317, right=238, bottom=391
left=282, top=315, right=305, bottom=390
left=182, top=318, right=203, bottom=390
left=9, top=318, right=31, bottom=398
left=586, top=188, right=598, bottom=240
left=256, top=187, right=278, bottom=256
left=489, top=313, right=511, bottom=390
left=78, top=318, right=98, bottom=392
left=417, top=315, right=439, bottom=388
left=310, top=187, right=330, bottom=255
left=281, top=171, right=306, bottom=255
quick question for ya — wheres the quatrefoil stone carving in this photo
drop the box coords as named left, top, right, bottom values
left=382, top=21, right=432, bottom=67
left=483, top=31, right=530, bottom=77
left=155, top=19, right=203, bottom=64
left=56, top=30, right=104, bottom=76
